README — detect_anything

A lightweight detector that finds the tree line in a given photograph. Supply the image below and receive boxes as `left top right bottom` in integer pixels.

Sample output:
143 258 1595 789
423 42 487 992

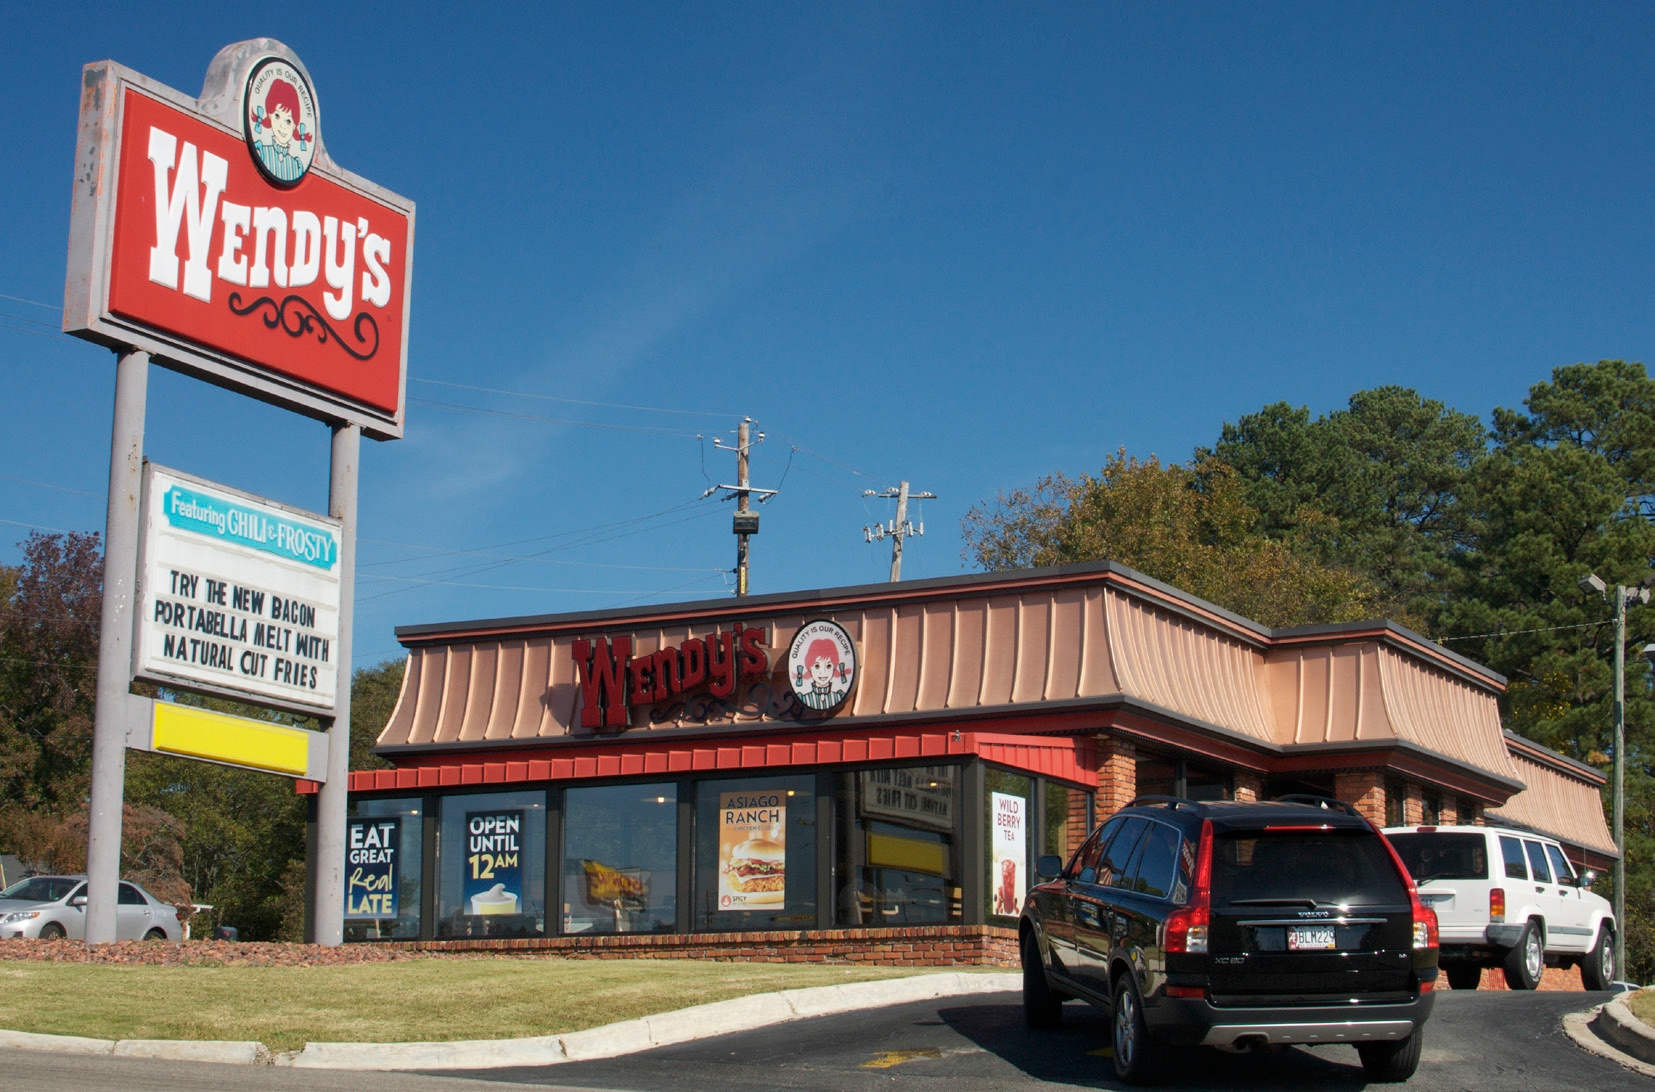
0 530 397 939
963 360 1655 977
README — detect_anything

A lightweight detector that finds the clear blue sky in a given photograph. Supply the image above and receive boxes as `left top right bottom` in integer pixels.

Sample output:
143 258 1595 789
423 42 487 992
3 2 1652 666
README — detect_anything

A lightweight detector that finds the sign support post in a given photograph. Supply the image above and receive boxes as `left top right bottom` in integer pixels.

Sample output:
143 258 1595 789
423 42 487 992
86 348 149 945
312 423 359 944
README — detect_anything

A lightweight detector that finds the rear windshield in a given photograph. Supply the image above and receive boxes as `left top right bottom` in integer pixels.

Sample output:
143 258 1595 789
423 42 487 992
1387 832 1490 882
1211 830 1408 907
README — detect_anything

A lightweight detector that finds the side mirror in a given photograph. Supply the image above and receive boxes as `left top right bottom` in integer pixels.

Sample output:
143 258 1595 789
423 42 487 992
1580 870 1598 890
69 895 87 909
1036 855 1064 881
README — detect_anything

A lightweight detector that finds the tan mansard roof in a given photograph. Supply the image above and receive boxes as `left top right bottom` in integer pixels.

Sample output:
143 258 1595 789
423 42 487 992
1487 733 1617 858
378 562 1515 784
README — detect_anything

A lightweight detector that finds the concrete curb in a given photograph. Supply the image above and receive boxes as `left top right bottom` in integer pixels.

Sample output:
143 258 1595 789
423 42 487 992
280 970 1019 1070
1586 996 1655 1068
1564 1003 1655 1079
0 970 1018 1070
0 1028 270 1065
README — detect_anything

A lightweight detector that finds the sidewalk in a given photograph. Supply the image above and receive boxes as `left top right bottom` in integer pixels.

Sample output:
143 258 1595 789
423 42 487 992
0 970 1020 1071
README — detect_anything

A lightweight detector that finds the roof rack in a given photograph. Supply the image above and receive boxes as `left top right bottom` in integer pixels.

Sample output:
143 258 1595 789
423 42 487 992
1272 794 1363 818
1125 795 1205 813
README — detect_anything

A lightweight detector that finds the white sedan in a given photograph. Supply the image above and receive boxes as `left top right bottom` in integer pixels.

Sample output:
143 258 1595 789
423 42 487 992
0 875 182 941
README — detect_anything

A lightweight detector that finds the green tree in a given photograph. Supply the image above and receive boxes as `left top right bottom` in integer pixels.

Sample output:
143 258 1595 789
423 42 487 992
1212 387 1486 627
961 450 1380 627
0 531 102 814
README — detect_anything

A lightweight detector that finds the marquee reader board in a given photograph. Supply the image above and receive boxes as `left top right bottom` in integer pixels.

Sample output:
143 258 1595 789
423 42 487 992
64 42 414 439
134 462 342 714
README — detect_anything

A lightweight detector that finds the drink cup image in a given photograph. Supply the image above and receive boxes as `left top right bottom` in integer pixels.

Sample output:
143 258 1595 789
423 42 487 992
999 858 1017 914
470 882 518 915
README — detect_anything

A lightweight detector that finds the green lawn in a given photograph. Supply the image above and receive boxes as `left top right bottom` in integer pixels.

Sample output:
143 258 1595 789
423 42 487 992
0 959 981 1053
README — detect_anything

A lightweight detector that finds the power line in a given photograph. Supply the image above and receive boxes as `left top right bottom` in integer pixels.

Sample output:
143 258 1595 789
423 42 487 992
409 397 702 437
0 474 102 497
0 292 60 311
412 377 734 419
1438 620 1609 642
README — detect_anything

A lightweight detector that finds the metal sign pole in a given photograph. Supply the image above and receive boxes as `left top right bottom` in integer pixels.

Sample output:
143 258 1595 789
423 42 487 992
85 348 149 944
312 422 359 945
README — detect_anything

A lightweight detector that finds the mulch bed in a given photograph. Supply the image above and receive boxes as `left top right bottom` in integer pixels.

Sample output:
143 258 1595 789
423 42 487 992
0 939 525 967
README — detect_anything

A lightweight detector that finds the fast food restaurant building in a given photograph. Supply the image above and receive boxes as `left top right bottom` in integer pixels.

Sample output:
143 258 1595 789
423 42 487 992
330 560 1616 963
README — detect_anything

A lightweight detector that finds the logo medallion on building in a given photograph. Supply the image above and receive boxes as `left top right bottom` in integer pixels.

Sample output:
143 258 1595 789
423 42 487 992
787 620 856 714
244 57 317 186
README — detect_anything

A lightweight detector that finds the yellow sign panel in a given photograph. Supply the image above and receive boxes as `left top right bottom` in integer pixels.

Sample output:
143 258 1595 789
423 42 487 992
150 702 310 776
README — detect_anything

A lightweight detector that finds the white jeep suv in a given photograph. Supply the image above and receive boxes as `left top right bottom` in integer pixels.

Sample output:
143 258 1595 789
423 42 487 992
1383 825 1614 991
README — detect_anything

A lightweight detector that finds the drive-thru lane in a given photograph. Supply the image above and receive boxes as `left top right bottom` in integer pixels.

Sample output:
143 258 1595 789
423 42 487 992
450 988 1642 1092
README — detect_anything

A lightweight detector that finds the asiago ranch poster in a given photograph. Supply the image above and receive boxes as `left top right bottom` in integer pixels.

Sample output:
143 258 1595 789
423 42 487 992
718 791 786 909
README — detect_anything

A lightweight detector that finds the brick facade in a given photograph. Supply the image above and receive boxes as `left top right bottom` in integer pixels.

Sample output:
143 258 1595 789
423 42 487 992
380 925 1019 966
1098 735 1137 817
1233 772 1263 802
1334 770 1386 825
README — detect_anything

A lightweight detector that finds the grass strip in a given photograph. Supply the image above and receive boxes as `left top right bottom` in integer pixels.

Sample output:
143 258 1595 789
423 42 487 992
1627 986 1655 1026
0 958 990 1053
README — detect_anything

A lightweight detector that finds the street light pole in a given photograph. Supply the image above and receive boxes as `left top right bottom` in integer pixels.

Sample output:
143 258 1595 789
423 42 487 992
1583 571 1647 984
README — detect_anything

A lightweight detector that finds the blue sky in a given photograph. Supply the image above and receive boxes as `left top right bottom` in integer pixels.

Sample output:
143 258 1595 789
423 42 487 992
3 2 1653 666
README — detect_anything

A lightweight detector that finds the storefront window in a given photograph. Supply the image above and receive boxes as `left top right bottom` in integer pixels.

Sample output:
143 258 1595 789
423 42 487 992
344 796 422 941
562 783 677 935
1136 754 1176 799
436 790 546 939
1385 777 1407 827
833 765 961 927
1044 782 1092 861
694 774 816 930
985 769 1033 921
1184 761 1230 802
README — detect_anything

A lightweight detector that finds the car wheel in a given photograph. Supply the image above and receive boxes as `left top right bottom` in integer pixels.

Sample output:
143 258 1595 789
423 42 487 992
1021 932 1062 1029
38 922 65 940
1443 962 1482 991
1582 925 1615 991
1357 1028 1423 1082
143 928 167 941
1503 921 1542 990
1111 974 1162 1085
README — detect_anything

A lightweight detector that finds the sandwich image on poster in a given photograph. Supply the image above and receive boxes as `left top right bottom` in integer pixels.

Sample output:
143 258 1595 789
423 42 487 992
719 791 786 909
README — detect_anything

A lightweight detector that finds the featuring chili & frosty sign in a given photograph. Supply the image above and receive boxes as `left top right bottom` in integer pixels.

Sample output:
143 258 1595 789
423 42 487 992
65 40 414 438
463 810 523 916
134 463 341 711
718 791 786 909
344 816 399 920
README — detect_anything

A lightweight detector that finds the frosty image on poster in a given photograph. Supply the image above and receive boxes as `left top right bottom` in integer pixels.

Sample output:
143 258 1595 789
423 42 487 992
718 791 786 909
990 792 1026 916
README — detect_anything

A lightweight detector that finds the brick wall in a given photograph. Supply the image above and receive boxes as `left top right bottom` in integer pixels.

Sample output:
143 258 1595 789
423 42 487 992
379 924 1020 966
1098 736 1136 817
1334 770 1386 825
1233 772 1263 802
1442 965 1583 991
1067 783 1091 857
1403 781 1425 826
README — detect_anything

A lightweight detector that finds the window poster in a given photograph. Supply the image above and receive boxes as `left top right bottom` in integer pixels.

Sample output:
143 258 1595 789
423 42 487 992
463 810 523 916
718 791 786 909
990 792 1027 917
344 816 398 919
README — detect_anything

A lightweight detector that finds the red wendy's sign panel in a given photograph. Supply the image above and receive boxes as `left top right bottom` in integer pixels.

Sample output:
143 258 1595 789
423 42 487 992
64 44 414 439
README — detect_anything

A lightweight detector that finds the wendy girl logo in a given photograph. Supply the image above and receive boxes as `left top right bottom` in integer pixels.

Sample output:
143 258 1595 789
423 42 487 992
787 620 857 714
244 57 317 185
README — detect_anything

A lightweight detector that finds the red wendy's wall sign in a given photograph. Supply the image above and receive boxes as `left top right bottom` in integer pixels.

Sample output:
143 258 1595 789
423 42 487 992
65 40 414 439
572 628 770 730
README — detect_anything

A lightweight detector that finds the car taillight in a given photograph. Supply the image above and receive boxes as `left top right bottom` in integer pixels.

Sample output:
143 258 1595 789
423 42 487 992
1375 823 1437 950
1490 887 1505 923
1165 819 1213 955
1412 901 1438 950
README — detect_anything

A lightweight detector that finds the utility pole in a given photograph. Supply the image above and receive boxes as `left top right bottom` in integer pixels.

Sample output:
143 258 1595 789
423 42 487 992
711 418 775 597
863 481 936 582
1581 570 1650 983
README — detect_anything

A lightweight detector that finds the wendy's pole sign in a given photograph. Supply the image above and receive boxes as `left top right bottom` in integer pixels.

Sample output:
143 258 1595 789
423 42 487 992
63 40 413 946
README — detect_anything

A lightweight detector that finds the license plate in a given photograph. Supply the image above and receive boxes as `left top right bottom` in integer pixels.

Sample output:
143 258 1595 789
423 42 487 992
1288 926 1336 950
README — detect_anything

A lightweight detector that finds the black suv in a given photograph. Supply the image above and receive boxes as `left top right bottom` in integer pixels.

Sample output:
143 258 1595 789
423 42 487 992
1020 796 1438 1084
